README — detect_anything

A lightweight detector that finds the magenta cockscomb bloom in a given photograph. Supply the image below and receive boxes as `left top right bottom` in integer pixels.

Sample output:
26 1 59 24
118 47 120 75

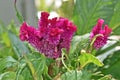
19 12 77 59
90 19 112 49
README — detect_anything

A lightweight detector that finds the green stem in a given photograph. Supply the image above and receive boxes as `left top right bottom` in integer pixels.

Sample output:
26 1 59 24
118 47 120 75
14 0 23 23
90 34 103 51
61 50 71 72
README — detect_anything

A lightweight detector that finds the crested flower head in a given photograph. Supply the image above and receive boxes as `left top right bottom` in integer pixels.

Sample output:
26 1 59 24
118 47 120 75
90 19 112 49
19 12 77 59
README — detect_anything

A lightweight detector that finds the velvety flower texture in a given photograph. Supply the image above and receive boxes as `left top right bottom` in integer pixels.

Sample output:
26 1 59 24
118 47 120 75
19 12 77 59
90 19 112 49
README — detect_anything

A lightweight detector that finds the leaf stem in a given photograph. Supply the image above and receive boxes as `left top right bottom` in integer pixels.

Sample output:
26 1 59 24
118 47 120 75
61 49 71 72
14 0 24 23
90 34 103 51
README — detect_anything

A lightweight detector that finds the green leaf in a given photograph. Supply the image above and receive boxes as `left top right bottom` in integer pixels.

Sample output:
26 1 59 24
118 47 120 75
0 56 17 74
0 47 14 58
70 33 89 55
0 72 24 80
16 63 26 80
109 1 120 35
20 67 33 80
69 34 90 62
101 50 120 79
98 75 112 80
19 52 47 80
60 70 91 80
96 40 120 56
61 70 82 80
73 0 119 35
78 53 104 68
1 32 11 47
8 32 29 58
26 52 46 75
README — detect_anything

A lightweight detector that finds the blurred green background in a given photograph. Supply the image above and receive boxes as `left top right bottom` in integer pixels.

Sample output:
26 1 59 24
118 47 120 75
0 0 120 80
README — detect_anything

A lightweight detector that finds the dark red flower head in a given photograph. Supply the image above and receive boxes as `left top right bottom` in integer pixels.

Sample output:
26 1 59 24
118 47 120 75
19 12 77 59
90 19 112 49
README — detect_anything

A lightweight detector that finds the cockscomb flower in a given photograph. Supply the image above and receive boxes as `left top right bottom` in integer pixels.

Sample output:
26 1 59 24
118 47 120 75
90 19 112 49
19 12 77 59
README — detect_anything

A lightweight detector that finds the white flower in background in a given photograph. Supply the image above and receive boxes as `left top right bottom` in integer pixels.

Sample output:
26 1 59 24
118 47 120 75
37 11 59 19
